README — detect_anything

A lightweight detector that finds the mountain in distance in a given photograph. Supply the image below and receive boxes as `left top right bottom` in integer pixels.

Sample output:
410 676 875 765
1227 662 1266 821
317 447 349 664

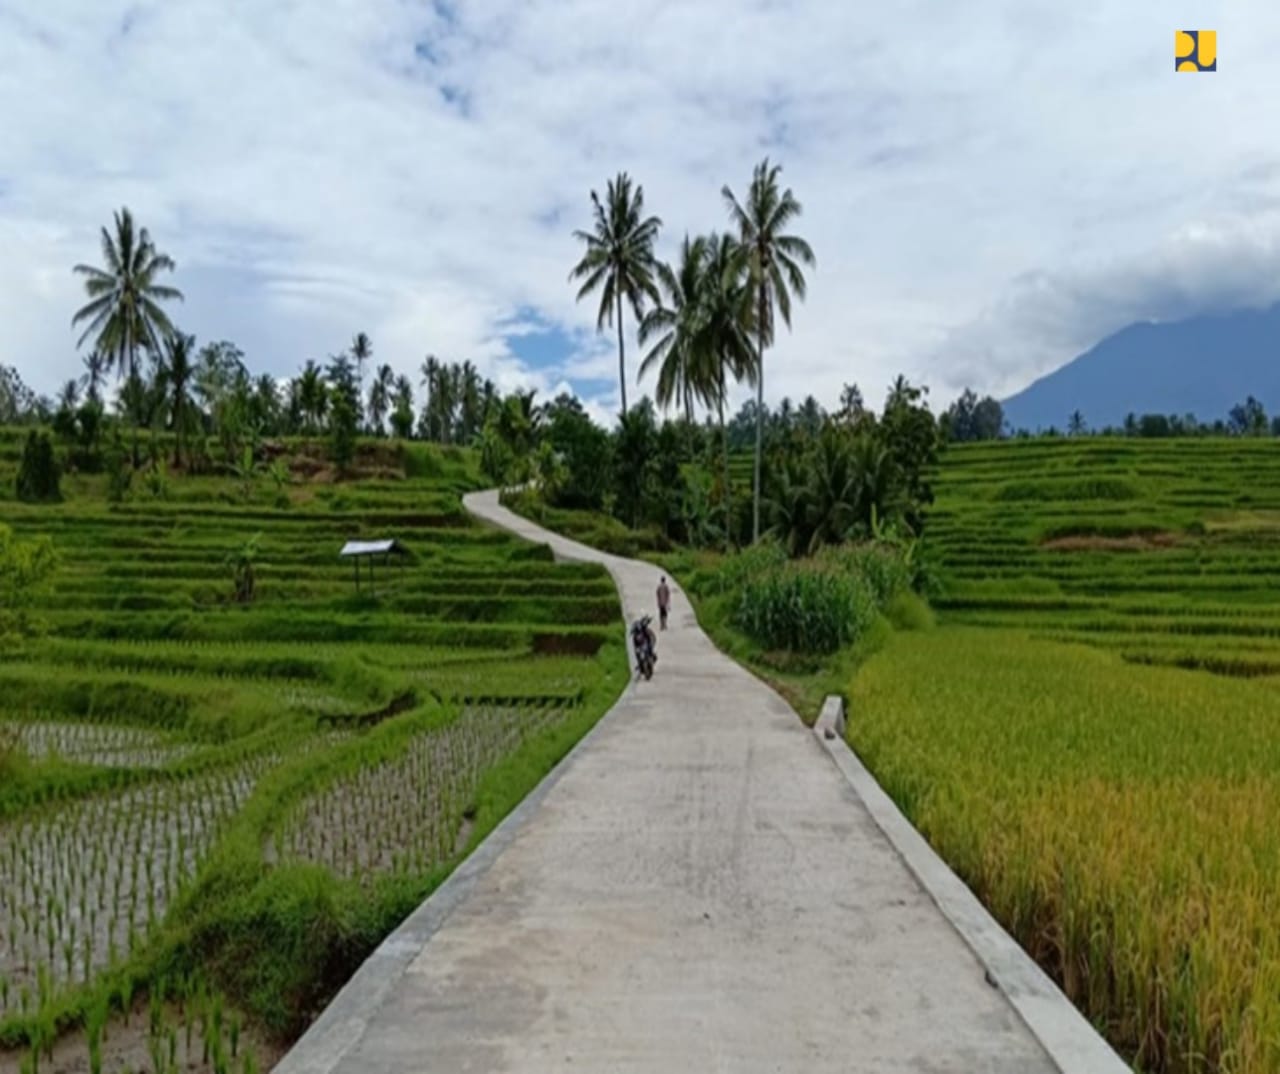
1001 302 1280 432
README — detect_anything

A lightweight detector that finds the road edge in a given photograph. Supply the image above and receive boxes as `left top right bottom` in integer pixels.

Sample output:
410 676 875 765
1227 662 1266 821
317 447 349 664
813 696 1133 1074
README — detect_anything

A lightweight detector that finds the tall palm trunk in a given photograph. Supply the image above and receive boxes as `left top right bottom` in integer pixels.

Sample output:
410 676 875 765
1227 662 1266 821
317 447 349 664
173 395 183 468
719 384 733 552
616 290 627 416
752 289 766 543
126 341 141 468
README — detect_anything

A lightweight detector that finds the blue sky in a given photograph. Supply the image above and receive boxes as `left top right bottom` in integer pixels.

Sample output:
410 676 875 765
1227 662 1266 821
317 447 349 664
1 0 1278 423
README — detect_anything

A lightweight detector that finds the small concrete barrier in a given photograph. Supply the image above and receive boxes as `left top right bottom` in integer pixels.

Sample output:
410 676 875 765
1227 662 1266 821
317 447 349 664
813 695 1132 1074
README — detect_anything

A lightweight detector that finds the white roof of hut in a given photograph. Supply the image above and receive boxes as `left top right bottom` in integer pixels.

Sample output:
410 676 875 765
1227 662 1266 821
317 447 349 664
339 539 407 557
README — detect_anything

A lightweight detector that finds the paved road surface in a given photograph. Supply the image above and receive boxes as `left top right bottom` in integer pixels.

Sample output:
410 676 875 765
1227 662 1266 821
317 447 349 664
278 490 1057 1073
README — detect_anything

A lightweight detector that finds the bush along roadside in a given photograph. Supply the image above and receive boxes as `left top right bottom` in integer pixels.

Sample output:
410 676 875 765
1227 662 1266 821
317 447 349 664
726 538 919 655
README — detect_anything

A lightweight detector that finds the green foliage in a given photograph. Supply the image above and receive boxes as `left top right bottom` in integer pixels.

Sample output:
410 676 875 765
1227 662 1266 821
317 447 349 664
104 435 132 503
878 377 940 533
327 390 358 476
942 388 1003 442
479 395 536 487
883 590 935 631
760 414 939 556
542 396 612 511
15 432 61 503
144 460 170 500
815 542 912 606
712 537 787 594
0 525 57 636
734 561 877 654
611 404 658 528
225 533 261 604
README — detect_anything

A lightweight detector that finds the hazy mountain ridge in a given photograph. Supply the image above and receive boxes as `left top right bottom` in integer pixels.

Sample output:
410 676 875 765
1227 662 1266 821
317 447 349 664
1001 303 1280 431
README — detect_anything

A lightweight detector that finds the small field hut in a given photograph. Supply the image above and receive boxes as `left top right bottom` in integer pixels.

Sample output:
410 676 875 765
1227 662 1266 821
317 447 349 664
340 539 408 595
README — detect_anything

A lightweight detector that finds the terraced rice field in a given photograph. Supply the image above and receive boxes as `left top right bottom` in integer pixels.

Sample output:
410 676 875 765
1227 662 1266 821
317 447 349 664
0 434 625 1071
928 437 1280 665
850 438 1280 1074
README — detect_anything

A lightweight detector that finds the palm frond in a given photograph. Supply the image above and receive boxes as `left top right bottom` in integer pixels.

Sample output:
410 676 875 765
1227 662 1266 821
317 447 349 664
775 233 815 266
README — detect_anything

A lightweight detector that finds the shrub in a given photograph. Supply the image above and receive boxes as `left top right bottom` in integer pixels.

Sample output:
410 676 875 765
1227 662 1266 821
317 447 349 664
0 525 57 635
226 534 262 604
715 539 788 595
105 439 132 503
884 591 936 632
816 543 912 606
15 431 61 503
735 563 876 654
145 462 171 500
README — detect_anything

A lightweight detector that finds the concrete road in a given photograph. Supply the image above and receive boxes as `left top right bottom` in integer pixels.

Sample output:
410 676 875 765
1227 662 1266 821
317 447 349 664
278 491 1057 1074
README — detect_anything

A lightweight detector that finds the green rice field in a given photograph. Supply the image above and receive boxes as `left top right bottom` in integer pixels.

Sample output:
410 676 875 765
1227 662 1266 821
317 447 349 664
0 433 626 1071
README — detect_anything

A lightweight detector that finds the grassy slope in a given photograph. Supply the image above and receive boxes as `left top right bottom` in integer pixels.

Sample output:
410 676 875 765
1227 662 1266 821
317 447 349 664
0 434 627 1061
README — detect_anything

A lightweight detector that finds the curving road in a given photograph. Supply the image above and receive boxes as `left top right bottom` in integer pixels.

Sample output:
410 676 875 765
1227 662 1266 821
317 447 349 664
276 490 1059 1073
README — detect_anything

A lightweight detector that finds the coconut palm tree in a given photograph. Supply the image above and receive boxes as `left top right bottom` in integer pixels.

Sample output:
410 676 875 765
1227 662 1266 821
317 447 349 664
71 208 183 461
296 360 328 434
80 351 108 406
159 332 196 466
885 374 915 412
459 361 482 441
638 234 711 424
57 379 81 412
698 232 757 548
569 172 662 416
722 159 815 541
350 332 372 428
419 354 441 440
390 375 415 439
368 363 394 435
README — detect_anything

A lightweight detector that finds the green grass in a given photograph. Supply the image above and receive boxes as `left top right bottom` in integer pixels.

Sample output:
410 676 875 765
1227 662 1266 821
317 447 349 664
0 434 627 1061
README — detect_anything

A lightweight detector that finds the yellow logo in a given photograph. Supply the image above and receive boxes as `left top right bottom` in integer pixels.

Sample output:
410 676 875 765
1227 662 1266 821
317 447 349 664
1176 30 1216 71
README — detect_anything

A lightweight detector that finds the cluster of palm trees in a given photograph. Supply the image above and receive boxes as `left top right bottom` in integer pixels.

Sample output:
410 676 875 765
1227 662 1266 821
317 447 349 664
68 208 512 463
417 356 498 443
571 160 814 542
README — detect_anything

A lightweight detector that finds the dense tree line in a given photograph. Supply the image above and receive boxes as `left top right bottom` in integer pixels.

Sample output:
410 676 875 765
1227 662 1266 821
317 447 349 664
489 377 941 555
1010 396 1280 438
5 201 1277 509
937 386 1280 441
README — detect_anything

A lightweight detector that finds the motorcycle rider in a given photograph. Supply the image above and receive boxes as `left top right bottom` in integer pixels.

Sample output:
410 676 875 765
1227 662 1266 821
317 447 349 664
631 614 657 678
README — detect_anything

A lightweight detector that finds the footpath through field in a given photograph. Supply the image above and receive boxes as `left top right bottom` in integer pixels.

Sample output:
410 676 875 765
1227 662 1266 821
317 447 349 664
277 491 1058 1074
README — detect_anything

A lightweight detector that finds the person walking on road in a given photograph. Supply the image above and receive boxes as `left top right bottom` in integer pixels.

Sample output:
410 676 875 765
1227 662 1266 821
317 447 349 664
657 576 671 631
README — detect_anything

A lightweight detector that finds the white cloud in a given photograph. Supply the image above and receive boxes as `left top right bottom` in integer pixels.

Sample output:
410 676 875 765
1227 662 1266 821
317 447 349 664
1 0 1279 421
933 214 1280 402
